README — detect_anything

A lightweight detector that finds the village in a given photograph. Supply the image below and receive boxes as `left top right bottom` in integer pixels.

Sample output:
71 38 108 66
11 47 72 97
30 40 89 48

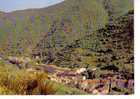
26 64 134 95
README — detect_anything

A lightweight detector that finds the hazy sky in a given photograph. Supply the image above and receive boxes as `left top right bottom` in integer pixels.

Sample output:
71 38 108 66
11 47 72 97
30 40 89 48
0 0 64 12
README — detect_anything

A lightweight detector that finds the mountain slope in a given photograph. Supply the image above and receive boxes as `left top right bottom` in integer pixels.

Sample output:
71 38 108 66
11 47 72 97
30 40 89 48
0 0 133 57
52 10 134 76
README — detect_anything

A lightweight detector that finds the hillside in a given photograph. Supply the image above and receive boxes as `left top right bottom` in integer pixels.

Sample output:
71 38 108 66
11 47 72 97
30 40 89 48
50 10 134 74
0 0 133 57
